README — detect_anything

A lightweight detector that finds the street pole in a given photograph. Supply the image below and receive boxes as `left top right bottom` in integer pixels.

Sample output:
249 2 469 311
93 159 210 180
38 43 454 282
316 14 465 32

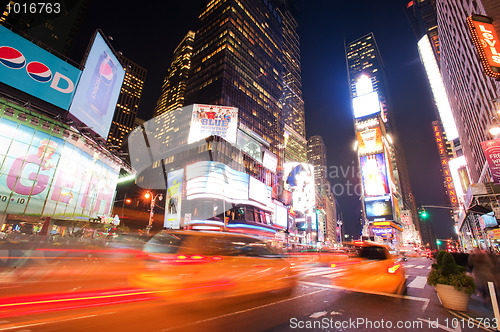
146 193 163 236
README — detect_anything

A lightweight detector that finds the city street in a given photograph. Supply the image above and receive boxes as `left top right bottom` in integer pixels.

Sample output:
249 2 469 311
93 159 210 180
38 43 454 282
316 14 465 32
0 257 496 331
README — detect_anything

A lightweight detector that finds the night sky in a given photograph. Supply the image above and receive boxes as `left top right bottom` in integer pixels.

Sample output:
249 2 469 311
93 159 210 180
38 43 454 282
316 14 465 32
72 0 455 240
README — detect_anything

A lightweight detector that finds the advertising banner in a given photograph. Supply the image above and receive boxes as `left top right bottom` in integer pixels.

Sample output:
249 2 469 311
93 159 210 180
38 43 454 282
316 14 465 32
352 91 380 119
0 117 119 219
372 227 393 239
164 169 183 229
357 127 383 155
188 104 238 145
0 26 81 109
68 31 125 138
237 129 262 162
360 153 389 197
481 138 500 183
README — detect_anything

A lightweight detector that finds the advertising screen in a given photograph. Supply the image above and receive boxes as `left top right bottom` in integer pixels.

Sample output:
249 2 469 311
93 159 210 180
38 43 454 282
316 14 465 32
357 126 383 155
365 195 393 221
479 212 498 229
68 31 125 138
185 161 249 202
0 26 81 110
284 163 315 214
249 176 271 206
274 204 287 228
0 117 119 219
449 156 470 197
262 150 278 172
352 91 380 119
372 227 393 238
360 153 390 197
236 129 262 162
164 168 183 229
188 104 238 145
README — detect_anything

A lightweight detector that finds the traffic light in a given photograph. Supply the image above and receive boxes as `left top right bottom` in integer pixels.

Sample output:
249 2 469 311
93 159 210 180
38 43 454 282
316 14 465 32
419 208 428 219
436 239 442 245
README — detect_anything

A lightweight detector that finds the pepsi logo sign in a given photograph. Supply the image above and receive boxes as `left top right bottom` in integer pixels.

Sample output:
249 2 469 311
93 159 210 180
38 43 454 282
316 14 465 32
0 46 26 69
26 62 52 83
0 45 75 94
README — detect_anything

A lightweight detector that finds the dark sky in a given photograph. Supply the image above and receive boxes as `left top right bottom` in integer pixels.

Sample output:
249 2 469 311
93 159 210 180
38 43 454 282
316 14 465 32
72 0 455 240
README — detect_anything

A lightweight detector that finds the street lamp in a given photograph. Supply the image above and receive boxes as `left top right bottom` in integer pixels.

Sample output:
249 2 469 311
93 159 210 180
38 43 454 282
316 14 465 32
145 191 163 235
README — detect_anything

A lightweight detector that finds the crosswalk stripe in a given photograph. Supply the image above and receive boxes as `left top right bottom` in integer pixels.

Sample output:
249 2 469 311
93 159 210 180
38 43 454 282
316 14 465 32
303 269 344 277
415 265 425 269
405 264 415 268
427 266 431 270
407 276 427 289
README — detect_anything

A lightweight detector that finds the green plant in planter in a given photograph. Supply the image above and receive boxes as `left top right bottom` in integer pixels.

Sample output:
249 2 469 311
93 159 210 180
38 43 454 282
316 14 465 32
428 250 476 295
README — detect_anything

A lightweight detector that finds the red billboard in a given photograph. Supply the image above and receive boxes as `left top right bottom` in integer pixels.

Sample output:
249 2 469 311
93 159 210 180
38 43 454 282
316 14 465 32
481 138 500 183
467 15 500 79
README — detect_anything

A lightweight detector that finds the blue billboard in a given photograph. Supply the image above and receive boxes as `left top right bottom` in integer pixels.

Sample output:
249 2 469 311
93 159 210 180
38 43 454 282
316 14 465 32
0 26 81 109
68 31 125 138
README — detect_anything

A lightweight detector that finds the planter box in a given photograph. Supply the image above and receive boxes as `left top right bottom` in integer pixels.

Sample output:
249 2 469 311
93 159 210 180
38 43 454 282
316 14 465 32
435 284 470 311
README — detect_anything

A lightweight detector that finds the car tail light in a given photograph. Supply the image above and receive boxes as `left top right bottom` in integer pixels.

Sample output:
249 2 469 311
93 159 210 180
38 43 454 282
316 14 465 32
387 264 401 274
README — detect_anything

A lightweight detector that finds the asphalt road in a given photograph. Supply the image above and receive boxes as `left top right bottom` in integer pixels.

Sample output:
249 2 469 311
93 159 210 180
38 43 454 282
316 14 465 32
0 257 497 331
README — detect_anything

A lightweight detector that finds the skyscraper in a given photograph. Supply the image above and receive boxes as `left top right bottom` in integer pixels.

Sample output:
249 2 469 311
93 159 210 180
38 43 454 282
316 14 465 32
154 31 195 117
185 0 285 165
278 1 307 163
307 135 328 192
107 55 147 151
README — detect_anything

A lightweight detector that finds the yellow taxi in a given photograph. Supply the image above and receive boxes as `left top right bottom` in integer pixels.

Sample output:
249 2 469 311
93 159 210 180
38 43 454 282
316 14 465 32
331 242 406 295
129 230 297 303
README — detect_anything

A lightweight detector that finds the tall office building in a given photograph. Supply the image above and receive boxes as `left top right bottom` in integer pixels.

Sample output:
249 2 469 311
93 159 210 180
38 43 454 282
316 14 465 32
0 0 90 57
107 55 147 150
185 0 285 164
154 31 195 117
278 1 307 163
404 0 440 59
307 135 328 192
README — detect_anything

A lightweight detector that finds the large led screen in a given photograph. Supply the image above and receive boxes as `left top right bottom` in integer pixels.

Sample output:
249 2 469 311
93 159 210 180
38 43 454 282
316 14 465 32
284 163 315 214
185 161 249 202
0 26 81 110
188 104 238 145
365 195 393 221
0 117 119 219
360 153 389 197
68 31 125 138
237 129 262 162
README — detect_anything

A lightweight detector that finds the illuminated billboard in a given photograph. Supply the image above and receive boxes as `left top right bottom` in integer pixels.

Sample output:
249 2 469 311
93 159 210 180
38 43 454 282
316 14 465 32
188 104 238 145
237 129 261 162
352 91 381 119
274 204 287 228
0 26 81 110
262 150 277 173
249 176 271 206
365 195 393 221
0 116 119 219
164 168 183 229
284 163 315 214
357 127 383 155
68 31 125 138
467 15 500 79
418 35 459 140
185 161 249 202
449 156 470 198
481 138 500 183
360 153 389 197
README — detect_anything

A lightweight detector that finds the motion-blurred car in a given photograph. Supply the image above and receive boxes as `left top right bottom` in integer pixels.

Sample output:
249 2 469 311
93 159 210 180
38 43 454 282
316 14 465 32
129 230 297 303
331 242 406 295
